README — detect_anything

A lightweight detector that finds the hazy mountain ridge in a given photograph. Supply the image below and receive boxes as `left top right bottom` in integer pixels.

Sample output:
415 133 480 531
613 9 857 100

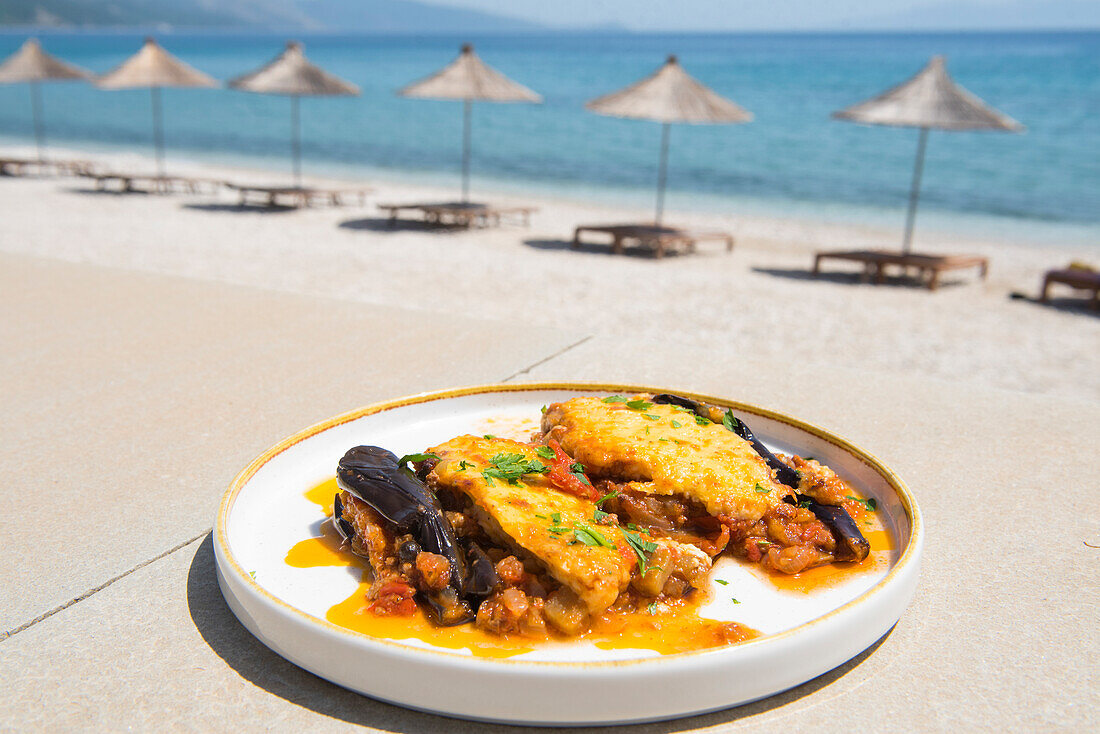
0 0 543 31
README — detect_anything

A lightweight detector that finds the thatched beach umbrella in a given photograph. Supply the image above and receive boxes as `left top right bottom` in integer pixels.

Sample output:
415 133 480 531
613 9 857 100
833 56 1023 254
586 55 751 225
96 38 218 177
0 38 89 161
229 41 359 187
399 43 541 202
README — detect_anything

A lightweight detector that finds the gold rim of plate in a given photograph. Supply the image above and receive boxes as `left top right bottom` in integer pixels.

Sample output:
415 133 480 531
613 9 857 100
215 381 922 667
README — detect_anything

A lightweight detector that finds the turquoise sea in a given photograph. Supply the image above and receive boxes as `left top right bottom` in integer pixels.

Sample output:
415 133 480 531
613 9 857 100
0 31 1097 244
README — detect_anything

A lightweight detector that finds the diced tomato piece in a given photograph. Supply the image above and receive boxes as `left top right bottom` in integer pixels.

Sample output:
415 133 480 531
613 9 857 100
369 580 418 616
545 439 600 501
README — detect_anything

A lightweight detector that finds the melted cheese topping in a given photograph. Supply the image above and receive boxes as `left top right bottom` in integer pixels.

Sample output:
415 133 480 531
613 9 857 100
428 435 633 613
542 396 787 521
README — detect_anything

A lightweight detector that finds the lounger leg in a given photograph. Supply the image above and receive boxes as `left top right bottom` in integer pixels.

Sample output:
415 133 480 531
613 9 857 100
612 235 624 255
1040 276 1053 303
572 228 582 249
726 236 734 253
812 255 823 275
928 269 941 291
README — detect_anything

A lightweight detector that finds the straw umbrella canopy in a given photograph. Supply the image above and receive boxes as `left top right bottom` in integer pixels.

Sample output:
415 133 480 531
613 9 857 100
0 38 90 161
833 56 1023 254
229 41 359 188
586 55 752 225
398 43 541 203
96 38 218 177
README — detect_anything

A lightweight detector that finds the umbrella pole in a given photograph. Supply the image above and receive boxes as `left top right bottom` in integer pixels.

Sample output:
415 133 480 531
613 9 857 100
902 127 929 255
291 94 301 189
655 122 670 226
151 86 166 179
462 98 472 203
30 81 45 163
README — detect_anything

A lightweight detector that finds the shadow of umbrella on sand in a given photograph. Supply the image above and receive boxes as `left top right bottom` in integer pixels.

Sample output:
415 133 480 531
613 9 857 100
585 55 752 226
229 41 359 188
95 37 218 179
0 38 90 162
833 56 1023 255
398 43 541 203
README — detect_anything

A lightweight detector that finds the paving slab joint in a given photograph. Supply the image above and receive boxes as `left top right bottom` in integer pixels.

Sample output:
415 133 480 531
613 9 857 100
501 335 593 382
1 530 210 642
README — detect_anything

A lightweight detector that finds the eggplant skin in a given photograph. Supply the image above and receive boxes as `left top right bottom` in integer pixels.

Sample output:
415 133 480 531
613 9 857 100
789 494 871 562
337 445 466 589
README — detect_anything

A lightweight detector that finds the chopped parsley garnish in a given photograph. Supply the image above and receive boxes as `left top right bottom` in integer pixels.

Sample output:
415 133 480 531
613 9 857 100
694 414 710 426
572 522 615 548
644 426 650 435
534 513 548 519
670 420 682 429
458 460 472 471
754 483 771 494
658 437 669 442
483 434 495 439
625 398 653 411
621 527 659 575
846 495 878 512
643 414 661 421
715 579 729 586
248 571 256 579
798 499 812 508
540 405 548 414
647 602 658 616
593 508 611 523
551 512 562 524
481 452 548 486
722 409 740 433
535 445 555 460
602 395 628 403
595 487 621 505
569 461 592 485
397 452 440 469
731 597 741 604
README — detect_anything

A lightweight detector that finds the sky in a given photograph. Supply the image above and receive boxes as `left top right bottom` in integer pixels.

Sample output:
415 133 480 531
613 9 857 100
427 0 1099 31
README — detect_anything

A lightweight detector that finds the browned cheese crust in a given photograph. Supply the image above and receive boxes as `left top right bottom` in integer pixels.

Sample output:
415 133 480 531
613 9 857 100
542 396 791 523
427 435 633 614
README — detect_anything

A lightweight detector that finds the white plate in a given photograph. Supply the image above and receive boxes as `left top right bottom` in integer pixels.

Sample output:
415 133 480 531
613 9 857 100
214 383 922 725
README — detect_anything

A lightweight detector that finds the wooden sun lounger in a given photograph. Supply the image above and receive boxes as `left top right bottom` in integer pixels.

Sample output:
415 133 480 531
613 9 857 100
378 202 536 228
572 224 734 259
1041 268 1100 310
82 171 222 195
228 184 370 209
813 249 989 290
0 157 97 177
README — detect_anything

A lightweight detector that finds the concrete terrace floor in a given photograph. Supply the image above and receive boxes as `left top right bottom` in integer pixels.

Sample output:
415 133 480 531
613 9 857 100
0 252 1096 731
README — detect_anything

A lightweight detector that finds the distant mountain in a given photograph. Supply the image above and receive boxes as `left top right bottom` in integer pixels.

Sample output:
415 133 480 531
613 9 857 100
294 0 543 33
0 0 544 32
859 0 1100 30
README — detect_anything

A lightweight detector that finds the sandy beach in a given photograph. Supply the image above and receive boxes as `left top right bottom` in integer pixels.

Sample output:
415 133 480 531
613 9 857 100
2 144 1097 401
